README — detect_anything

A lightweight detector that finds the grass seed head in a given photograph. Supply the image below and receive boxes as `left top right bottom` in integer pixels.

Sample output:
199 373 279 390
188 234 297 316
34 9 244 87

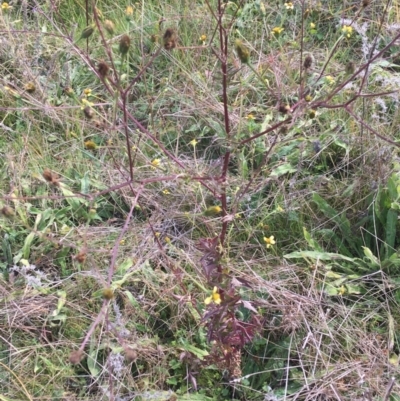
163 28 177 50
119 34 131 56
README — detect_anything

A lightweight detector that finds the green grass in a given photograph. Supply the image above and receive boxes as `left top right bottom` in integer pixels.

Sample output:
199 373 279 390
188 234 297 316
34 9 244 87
2 0 400 400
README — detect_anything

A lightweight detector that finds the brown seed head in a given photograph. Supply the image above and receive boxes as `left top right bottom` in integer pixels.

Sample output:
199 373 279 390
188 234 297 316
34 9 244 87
69 350 84 364
75 250 87 264
1 206 15 217
163 28 177 50
97 62 110 79
345 61 355 75
42 169 60 186
103 288 114 300
278 104 292 114
303 55 313 69
83 106 94 119
119 34 131 56
361 0 370 7
124 347 137 362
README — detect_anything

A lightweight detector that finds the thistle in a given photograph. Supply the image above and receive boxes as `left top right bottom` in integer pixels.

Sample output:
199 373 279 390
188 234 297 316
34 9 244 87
79 24 95 41
97 61 110 78
119 34 131 56
234 39 250 64
163 28 177 50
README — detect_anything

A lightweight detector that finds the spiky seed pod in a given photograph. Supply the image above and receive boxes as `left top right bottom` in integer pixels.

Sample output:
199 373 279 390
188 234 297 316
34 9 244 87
97 61 110 78
163 28 177 50
69 350 84 364
119 34 131 56
234 39 250 64
303 55 313 69
103 20 115 35
278 104 291 114
1 206 15 217
24 82 36 93
79 24 95 40
345 61 355 75
83 106 94 119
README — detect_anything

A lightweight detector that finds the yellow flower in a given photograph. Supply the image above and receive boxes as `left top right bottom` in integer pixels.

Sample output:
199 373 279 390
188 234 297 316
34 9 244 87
162 189 170 195
165 236 171 244
342 25 353 38
204 205 222 216
151 158 161 168
325 75 335 85
189 139 198 147
284 2 294 10
81 98 93 108
272 27 284 36
263 235 276 248
125 5 134 16
309 22 316 29
199 34 207 43
245 113 255 120
83 88 92 96
84 140 97 150
1 2 11 10
305 94 312 102
204 286 221 305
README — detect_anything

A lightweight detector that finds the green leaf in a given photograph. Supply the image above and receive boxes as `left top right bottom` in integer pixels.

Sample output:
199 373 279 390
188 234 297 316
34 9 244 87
22 232 35 259
270 163 296 177
385 208 397 258
284 250 354 262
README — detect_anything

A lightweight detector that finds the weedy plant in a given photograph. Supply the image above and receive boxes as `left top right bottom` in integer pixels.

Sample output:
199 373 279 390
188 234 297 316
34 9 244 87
2 0 400 400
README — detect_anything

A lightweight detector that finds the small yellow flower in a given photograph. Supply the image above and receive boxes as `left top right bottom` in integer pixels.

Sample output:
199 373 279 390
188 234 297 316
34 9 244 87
189 139 198 147
83 88 92 96
309 22 316 29
204 205 222 216
263 235 276 248
155 232 161 237
125 5 134 17
272 27 284 36
162 189 170 195
204 286 221 305
84 140 97 150
284 2 294 10
276 205 284 212
81 98 93 108
245 113 255 120
1 2 11 10
325 75 335 85
342 25 353 38
151 158 161 168
305 94 312 102
199 34 207 43
165 236 171 244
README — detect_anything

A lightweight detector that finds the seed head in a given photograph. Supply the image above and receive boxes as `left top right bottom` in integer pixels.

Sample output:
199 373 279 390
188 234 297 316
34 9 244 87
75 250 87 264
42 169 60 186
119 34 131 56
79 24 95 40
83 106 94 119
278 104 291 114
234 39 250 64
303 55 313 69
69 350 84 365
163 28 177 50
97 61 110 78
345 61 355 75
84 140 97 150
1 206 14 217
102 288 114 300
103 20 115 35
24 82 36 93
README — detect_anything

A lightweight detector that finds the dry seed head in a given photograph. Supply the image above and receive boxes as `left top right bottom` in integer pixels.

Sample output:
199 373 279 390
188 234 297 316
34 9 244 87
163 28 177 50
345 61 355 75
303 55 313 69
124 347 137 362
1 206 15 217
97 61 110 78
278 104 292 114
119 34 131 56
69 350 84 364
84 140 97 150
64 87 75 97
308 109 316 119
83 106 94 119
234 39 250 64
42 168 60 186
75 250 87 264
103 20 115 35
361 0 370 7
24 82 36 93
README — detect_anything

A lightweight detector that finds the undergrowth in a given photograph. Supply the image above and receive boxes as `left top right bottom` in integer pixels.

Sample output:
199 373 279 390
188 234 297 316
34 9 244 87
1 0 400 400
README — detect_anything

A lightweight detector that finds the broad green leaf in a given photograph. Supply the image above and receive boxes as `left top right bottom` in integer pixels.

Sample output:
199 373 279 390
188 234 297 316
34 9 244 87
22 232 35 259
270 163 296 177
284 250 354 262
362 247 380 266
